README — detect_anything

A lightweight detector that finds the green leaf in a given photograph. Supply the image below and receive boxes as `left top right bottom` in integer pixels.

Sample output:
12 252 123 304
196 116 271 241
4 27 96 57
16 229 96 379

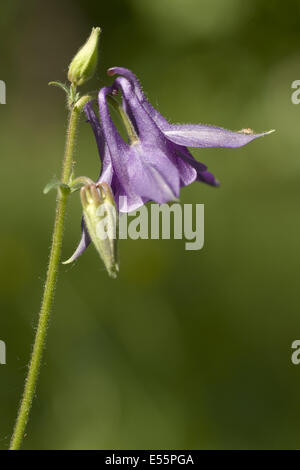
48 81 70 96
43 176 70 195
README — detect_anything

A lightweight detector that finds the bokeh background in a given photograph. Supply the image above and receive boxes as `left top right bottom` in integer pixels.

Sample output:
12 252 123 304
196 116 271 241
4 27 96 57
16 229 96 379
1 0 300 450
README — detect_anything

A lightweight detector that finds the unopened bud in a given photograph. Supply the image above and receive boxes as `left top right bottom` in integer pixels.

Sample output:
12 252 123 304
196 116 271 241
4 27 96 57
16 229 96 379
68 27 101 86
80 182 119 278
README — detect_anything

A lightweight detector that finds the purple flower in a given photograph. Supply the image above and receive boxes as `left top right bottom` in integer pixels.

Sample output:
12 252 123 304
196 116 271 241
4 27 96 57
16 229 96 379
65 67 273 263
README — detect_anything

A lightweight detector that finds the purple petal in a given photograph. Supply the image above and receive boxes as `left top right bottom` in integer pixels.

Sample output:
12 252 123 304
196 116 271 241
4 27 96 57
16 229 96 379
84 101 114 185
63 218 91 264
112 76 167 143
99 82 180 206
197 170 220 186
113 187 147 213
164 124 274 148
84 101 104 154
175 155 197 187
127 146 179 203
108 66 170 129
174 145 219 186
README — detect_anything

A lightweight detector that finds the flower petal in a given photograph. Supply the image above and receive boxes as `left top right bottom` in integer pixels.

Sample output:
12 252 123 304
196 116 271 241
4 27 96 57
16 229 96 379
114 187 147 213
197 170 220 186
108 66 169 129
112 76 167 142
174 145 219 186
84 101 114 184
128 145 179 203
164 124 274 148
62 218 91 264
175 155 197 187
99 82 180 206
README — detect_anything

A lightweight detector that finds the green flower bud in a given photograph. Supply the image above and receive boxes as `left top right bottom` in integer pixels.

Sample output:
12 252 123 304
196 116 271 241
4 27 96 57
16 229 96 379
68 27 101 86
80 182 119 278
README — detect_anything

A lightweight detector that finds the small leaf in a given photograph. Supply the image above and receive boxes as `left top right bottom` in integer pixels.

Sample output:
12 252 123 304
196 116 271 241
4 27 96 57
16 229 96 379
48 81 70 96
43 176 69 195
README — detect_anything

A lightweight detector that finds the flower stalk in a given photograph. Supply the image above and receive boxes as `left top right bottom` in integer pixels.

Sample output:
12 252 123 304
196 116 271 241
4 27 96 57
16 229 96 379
9 104 81 450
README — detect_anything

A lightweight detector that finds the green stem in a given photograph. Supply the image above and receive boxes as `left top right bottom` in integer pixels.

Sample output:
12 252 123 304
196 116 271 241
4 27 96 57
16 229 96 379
9 105 81 450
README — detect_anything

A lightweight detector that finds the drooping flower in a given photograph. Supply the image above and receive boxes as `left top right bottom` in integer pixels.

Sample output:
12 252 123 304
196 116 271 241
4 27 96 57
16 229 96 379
65 67 273 264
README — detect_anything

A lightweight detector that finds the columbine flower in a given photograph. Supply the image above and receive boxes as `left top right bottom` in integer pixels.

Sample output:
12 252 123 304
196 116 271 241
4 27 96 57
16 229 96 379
65 67 273 264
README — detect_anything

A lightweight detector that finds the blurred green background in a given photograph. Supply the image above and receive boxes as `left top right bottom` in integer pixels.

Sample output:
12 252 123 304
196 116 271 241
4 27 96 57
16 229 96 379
1 0 300 450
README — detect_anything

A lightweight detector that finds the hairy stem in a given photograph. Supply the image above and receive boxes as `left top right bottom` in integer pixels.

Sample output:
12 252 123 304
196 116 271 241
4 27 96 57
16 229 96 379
9 105 81 450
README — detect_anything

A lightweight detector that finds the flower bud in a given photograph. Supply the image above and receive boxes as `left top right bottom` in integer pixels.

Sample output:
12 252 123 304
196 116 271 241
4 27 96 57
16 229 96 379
80 182 119 278
68 27 101 86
